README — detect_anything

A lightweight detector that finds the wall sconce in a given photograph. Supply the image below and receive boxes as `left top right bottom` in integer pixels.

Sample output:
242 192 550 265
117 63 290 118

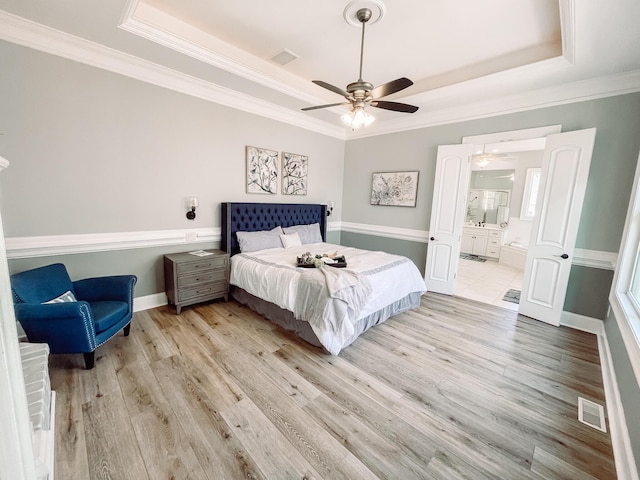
186 196 198 220
327 201 335 216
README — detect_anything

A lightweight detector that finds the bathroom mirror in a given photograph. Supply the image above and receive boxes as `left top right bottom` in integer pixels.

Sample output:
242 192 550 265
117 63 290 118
466 169 514 224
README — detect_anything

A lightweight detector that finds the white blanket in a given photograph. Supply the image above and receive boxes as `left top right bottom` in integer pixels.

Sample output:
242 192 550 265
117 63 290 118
230 243 427 354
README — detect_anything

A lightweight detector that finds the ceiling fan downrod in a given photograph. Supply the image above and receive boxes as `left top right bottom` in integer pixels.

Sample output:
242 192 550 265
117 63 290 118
347 8 374 97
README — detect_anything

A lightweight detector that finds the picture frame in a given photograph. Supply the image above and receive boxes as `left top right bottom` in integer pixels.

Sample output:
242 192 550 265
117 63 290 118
370 171 419 207
246 146 278 194
281 152 308 195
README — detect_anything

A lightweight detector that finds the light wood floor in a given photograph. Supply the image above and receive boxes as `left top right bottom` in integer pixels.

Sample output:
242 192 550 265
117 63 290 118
50 293 616 479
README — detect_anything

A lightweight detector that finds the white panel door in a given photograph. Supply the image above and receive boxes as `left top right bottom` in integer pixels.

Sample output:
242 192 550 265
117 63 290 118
424 144 472 294
519 128 596 325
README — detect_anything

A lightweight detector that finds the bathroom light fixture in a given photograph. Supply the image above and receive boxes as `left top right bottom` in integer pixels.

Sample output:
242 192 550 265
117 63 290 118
186 196 198 220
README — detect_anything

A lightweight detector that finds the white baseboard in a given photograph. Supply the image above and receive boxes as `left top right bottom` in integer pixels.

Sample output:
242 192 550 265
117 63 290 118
133 292 167 312
598 328 640 480
560 311 605 335
561 312 639 480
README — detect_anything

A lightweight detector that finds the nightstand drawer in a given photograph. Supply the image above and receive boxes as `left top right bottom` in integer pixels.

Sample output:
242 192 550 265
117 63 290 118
178 279 227 302
178 269 226 288
177 256 228 275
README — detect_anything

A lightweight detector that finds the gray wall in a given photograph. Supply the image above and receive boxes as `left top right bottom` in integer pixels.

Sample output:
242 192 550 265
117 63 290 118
343 93 640 316
0 41 345 294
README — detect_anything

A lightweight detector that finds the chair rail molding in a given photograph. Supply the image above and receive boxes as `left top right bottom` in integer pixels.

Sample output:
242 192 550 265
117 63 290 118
5 223 616 270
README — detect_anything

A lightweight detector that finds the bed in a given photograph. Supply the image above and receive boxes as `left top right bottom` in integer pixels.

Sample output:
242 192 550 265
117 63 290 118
221 202 427 354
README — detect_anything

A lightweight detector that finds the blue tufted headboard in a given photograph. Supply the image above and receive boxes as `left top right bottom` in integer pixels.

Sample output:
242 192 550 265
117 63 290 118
221 202 328 256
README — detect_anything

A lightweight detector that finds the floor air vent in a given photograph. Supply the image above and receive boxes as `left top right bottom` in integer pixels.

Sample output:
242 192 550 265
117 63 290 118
578 397 607 432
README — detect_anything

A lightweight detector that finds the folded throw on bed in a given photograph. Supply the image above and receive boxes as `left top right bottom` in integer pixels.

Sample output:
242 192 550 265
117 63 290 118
293 266 372 354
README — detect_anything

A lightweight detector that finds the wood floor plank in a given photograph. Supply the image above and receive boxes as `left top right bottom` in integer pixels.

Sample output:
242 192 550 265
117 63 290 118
221 398 322 479
531 446 601 480
117 361 209 479
49 361 90 480
213 348 380 480
274 343 439 472
81 392 149 480
151 354 265 480
49 292 617 480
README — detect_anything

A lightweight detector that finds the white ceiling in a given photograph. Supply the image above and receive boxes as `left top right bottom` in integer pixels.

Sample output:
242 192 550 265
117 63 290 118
1 0 639 138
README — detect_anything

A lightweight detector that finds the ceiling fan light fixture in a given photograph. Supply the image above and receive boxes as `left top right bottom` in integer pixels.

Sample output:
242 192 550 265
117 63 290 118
342 106 375 129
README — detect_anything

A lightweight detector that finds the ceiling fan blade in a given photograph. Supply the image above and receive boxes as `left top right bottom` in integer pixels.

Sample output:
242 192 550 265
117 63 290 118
371 101 419 113
301 102 349 111
370 77 413 99
312 80 350 99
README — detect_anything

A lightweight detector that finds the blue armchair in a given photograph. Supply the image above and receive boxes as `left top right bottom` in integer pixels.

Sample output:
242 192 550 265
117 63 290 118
11 263 137 369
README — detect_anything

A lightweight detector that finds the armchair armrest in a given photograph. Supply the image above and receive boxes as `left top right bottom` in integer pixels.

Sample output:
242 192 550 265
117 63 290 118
15 302 97 353
73 275 137 305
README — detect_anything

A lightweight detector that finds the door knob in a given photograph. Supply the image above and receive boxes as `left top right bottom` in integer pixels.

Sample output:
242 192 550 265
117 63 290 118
554 253 569 259
430 237 437 241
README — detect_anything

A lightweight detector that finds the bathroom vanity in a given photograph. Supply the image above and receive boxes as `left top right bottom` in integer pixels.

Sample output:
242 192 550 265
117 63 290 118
461 225 505 258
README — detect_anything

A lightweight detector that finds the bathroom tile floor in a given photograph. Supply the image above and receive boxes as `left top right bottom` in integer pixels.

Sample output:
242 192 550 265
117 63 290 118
455 257 524 311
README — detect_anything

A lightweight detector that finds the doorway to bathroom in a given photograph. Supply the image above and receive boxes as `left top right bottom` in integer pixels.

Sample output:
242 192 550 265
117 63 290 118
424 126 596 326
455 149 542 311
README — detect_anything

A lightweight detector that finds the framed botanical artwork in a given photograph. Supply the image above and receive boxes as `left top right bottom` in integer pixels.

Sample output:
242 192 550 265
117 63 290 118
246 146 278 194
281 152 308 195
370 171 420 207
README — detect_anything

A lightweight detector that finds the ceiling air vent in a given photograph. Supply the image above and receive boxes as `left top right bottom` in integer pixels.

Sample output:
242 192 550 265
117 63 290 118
271 49 299 66
578 397 606 432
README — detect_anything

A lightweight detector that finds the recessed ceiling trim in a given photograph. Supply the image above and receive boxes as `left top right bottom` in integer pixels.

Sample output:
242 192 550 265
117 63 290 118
0 10 345 139
119 1 336 107
559 0 576 64
1 9 638 141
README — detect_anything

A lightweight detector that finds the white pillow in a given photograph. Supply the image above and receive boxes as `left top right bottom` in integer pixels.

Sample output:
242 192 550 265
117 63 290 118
282 223 323 244
236 226 284 253
43 290 77 304
280 232 302 248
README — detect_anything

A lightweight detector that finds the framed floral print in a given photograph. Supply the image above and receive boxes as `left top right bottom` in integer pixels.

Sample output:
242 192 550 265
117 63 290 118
281 152 308 195
370 171 419 206
246 146 278 194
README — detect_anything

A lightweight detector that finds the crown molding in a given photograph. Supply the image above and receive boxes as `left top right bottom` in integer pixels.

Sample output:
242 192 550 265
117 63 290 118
348 68 640 139
0 9 345 140
1 9 638 141
118 0 325 108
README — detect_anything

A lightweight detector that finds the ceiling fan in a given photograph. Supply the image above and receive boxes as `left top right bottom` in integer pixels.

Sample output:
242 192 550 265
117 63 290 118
301 7 418 127
472 150 515 167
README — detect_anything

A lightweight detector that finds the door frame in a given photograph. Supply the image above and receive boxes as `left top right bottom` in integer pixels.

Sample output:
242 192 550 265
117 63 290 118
430 125 562 304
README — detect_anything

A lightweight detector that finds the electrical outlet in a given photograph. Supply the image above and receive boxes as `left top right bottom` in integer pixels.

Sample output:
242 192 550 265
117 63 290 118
186 232 197 242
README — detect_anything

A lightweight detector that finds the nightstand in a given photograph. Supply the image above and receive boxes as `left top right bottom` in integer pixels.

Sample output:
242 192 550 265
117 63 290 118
164 249 229 314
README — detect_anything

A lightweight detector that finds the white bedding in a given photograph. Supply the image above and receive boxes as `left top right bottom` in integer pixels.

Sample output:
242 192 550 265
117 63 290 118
230 243 427 353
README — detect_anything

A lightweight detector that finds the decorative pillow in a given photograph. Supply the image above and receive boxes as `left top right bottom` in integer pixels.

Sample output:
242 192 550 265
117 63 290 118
43 290 77 304
280 232 302 248
236 226 284 253
282 223 323 244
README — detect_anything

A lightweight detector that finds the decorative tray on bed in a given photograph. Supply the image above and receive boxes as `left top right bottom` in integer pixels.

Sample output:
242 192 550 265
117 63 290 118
297 254 347 268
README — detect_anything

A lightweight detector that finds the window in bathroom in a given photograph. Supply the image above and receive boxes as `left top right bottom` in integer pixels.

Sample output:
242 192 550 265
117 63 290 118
520 167 541 221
